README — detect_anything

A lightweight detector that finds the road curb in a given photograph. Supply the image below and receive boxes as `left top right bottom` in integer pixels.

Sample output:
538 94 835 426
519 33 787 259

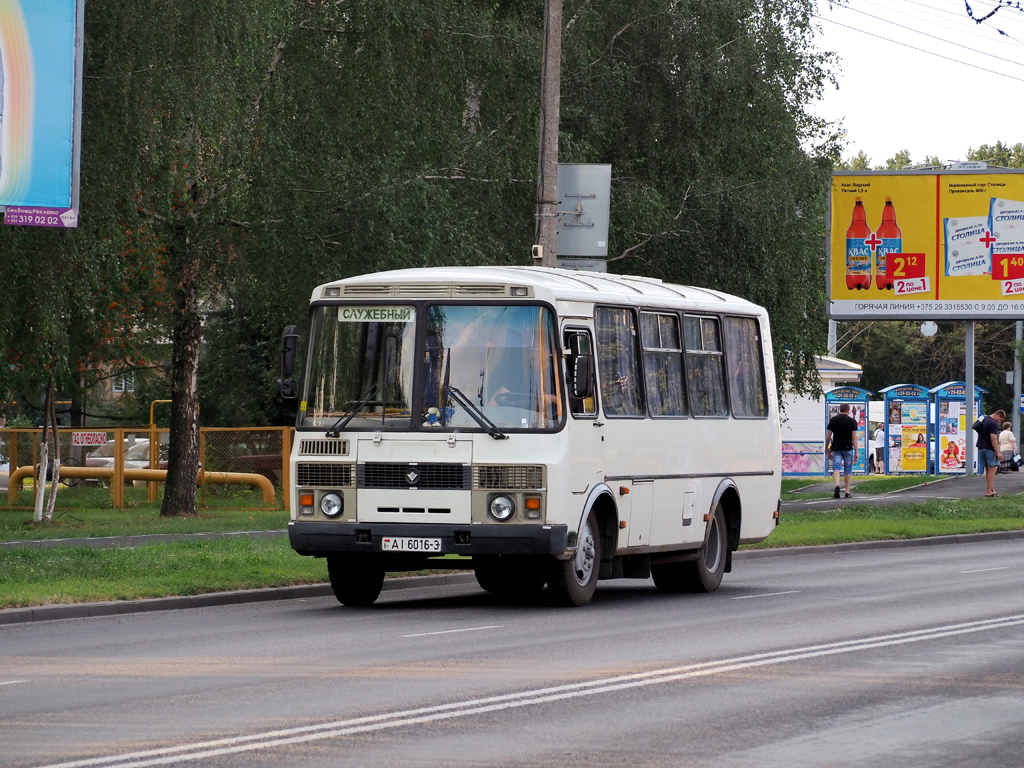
0 572 479 626
3 530 1024 626
735 528 1024 559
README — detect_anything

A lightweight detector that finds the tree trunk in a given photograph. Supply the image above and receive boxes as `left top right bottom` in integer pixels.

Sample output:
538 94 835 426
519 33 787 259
161 234 203 517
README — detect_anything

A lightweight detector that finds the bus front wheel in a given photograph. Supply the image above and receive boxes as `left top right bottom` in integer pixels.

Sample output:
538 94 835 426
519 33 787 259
549 510 600 606
652 503 727 594
327 554 385 607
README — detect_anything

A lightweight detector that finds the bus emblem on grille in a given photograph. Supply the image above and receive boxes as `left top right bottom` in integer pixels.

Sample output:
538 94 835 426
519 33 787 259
405 467 420 486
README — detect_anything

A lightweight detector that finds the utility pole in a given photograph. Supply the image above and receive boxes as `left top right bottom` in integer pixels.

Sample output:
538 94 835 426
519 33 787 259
534 0 562 268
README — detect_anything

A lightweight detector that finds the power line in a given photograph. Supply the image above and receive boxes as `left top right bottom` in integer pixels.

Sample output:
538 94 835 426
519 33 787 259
874 0 1024 49
833 3 1024 68
814 15 1024 83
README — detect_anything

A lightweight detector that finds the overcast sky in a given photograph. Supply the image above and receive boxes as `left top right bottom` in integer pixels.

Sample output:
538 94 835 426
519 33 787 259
810 0 1024 167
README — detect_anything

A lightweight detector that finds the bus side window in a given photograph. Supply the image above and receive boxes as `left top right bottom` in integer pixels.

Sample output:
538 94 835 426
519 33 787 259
723 316 768 418
640 311 687 417
683 315 728 417
595 307 645 417
564 330 597 417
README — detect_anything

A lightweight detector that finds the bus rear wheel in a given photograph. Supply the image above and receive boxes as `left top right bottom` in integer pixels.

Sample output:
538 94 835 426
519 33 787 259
327 554 385 607
548 510 600 606
652 503 727 594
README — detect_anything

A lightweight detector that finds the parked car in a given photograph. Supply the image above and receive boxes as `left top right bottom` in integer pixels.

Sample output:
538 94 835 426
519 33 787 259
222 453 282 486
0 453 9 491
86 440 157 485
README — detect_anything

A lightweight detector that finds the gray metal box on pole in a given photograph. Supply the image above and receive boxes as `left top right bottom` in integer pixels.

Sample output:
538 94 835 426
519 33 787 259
555 163 611 267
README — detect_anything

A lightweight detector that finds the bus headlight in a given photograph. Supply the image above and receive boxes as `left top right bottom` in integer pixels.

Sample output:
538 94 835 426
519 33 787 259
489 495 515 521
320 492 344 518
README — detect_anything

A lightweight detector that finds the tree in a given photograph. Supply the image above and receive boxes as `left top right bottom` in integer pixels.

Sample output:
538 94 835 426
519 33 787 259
835 320 1016 414
881 149 912 170
3 0 841 460
967 141 1024 168
82 1 295 515
553 0 834 393
836 149 871 171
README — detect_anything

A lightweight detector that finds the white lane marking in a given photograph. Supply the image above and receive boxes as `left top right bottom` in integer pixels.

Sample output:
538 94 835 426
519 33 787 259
36 613 1024 768
400 625 503 638
730 591 801 600
0 679 28 687
960 567 1010 574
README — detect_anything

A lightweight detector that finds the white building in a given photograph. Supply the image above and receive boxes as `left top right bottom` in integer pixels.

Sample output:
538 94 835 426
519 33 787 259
781 356 875 476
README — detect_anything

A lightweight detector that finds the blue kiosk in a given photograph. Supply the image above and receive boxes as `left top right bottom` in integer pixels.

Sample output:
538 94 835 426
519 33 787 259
878 384 931 475
824 386 872 476
931 381 985 475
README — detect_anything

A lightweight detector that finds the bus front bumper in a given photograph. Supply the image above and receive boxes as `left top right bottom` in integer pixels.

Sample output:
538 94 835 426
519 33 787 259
288 521 569 557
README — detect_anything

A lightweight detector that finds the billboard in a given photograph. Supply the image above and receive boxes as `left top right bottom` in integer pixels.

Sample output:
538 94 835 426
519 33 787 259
0 0 82 226
828 169 1024 320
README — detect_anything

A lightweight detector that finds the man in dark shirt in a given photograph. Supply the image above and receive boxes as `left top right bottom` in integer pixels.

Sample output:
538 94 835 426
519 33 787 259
825 403 859 499
977 408 1006 497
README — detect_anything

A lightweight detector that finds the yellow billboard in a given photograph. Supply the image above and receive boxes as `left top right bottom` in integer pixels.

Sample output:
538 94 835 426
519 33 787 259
828 169 1024 319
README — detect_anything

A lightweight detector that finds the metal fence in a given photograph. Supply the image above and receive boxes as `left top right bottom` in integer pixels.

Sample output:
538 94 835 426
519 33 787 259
0 427 291 511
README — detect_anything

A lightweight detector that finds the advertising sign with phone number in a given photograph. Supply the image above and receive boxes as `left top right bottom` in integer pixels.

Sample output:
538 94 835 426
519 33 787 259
828 169 1024 319
0 0 82 226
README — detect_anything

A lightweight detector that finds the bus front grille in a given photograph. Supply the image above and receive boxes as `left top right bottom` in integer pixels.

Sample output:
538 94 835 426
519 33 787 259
359 463 471 490
296 463 356 488
472 465 545 490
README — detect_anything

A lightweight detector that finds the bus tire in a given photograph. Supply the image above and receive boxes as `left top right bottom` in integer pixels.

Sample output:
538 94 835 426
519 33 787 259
327 554 385 607
548 510 600 606
652 503 727 594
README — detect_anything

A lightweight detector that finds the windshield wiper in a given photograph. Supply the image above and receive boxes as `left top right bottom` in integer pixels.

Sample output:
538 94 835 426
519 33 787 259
447 386 508 440
325 383 380 438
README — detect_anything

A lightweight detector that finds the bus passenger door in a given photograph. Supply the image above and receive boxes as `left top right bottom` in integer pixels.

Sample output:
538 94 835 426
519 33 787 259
563 328 603 496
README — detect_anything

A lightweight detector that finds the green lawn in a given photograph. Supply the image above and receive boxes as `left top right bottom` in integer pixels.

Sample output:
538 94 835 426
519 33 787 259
0 505 287 541
753 495 1024 548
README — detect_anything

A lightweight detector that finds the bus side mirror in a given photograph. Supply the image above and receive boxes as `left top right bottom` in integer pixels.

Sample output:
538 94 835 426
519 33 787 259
278 325 299 400
571 353 594 399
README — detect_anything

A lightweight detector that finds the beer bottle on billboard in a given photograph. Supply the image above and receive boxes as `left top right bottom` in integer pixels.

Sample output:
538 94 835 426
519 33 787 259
846 197 872 290
875 197 902 290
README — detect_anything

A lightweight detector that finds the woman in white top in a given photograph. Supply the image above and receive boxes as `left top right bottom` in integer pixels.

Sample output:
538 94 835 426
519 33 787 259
997 422 1017 473
874 424 885 474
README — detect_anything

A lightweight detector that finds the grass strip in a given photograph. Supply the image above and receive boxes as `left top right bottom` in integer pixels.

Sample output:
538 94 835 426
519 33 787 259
747 496 1024 548
0 507 288 541
0 538 325 608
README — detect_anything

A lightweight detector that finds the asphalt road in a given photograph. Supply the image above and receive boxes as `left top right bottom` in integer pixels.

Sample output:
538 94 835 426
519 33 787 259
2 537 1023 767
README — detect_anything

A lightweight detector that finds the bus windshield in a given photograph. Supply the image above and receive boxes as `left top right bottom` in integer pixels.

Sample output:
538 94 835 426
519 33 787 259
421 304 562 431
301 303 562 432
302 305 416 430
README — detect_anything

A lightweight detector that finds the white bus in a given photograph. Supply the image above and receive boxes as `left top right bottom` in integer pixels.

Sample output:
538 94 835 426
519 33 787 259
280 266 781 606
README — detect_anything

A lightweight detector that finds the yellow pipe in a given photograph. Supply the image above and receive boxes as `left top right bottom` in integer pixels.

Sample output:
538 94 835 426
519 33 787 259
149 400 171 431
7 465 276 506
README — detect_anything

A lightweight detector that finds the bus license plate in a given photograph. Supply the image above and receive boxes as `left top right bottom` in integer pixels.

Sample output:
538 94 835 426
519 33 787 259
381 537 442 553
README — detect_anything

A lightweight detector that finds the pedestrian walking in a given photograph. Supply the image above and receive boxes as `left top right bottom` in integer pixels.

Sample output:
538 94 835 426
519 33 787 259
825 403 859 498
